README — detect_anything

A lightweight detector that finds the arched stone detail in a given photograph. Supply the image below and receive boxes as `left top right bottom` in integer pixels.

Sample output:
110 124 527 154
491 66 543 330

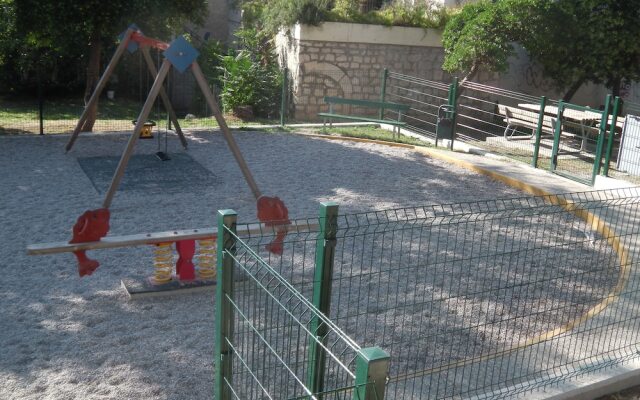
301 62 353 96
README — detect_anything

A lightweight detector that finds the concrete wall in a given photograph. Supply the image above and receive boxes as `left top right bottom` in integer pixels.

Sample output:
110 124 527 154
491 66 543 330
196 0 240 44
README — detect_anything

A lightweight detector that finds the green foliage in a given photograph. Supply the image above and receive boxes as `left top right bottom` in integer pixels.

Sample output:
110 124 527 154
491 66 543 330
523 0 640 98
442 0 542 80
443 0 640 99
329 0 451 28
1 0 207 96
218 28 282 118
197 38 225 82
241 0 452 36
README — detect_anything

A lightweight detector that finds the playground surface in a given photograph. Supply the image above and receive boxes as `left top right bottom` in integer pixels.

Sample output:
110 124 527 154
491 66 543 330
0 130 530 400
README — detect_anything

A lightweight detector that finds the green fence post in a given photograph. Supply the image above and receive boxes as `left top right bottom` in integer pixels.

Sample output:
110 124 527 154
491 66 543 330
353 347 390 400
280 67 288 127
593 94 612 181
531 96 547 168
448 77 459 150
602 96 621 176
550 101 564 172
306 202 339 395
215 209 238 400
379 68 388 119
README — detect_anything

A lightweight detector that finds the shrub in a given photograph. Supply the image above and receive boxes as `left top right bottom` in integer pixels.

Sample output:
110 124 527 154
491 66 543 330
218 28 282 118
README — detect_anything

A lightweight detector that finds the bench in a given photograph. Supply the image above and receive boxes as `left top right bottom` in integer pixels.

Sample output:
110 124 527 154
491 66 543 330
497 105 558 141
318 96 410 136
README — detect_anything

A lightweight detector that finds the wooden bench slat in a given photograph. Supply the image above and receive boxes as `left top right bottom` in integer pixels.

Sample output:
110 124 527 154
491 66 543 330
323 96 410 111
317 113 406 126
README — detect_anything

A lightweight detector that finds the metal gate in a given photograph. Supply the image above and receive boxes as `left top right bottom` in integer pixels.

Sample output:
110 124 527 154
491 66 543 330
617 115 640 176
550 99 610 185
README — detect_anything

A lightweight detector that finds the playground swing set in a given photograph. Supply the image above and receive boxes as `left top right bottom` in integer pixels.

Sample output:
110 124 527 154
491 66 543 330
28 26 297 296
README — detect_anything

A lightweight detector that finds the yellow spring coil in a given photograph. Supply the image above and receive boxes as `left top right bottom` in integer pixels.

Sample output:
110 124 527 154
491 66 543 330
197 239 217 280
153 242 174 285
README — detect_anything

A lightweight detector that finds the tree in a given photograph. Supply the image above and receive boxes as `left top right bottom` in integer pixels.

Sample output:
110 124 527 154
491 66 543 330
13 0 207 130
442 0 545 87
524 0 640 100
442 0 640 101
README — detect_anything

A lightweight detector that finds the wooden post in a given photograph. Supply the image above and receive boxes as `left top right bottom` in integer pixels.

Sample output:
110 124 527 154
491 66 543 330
141 46 188 150
102 59 172 208
191 61 262 200
65 28 134 152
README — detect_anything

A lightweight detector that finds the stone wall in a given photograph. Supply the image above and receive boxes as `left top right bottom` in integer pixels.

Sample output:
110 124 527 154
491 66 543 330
277 23 448 121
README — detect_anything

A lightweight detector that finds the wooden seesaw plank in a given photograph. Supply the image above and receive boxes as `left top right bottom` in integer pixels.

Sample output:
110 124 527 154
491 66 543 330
26 223 319 255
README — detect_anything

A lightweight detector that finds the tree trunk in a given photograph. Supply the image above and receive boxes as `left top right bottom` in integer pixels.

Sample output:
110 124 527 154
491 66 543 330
562 78 585 102
611 76 622 98
80 37 102 132
455 64 479 99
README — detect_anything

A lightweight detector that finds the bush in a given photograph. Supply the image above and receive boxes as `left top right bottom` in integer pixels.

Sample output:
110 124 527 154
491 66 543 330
327 0 452 29
243 0 454 36
218 28 282 118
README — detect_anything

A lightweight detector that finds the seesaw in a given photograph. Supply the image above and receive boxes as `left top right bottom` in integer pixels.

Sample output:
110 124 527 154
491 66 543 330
27 26 291 297
27 222 317 297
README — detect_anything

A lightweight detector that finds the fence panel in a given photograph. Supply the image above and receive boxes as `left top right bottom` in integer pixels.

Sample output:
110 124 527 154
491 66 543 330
217 189 640 399
216 211 388 399
326 189 640 399
550 99 610 185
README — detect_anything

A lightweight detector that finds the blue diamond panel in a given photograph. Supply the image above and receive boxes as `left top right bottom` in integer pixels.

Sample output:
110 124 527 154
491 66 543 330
163 36 199 73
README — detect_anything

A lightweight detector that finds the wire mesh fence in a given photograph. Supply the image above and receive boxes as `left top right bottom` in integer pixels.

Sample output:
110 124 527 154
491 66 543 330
220 188 640 399
216 212 389 400
549 101 612 185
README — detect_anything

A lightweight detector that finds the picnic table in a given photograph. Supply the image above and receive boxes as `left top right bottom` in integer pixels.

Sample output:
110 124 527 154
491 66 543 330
518 103 601 151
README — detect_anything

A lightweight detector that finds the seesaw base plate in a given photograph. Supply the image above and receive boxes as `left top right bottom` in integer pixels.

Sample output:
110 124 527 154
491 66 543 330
121 276 216 299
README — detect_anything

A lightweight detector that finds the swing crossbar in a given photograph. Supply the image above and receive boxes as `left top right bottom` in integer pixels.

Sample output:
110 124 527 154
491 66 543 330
130 32 169 50
27 223 318 255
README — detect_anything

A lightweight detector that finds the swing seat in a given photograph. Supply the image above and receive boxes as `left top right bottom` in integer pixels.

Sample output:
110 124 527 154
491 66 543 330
133 120 156 139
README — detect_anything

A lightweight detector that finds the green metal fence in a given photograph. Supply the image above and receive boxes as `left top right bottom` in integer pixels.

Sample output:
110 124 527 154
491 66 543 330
549 97 617 185
218 188 640 399
381 71 452 138
215 209 390 400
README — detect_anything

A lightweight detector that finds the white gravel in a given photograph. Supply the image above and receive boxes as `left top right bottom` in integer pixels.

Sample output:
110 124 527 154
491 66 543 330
0 130 529 400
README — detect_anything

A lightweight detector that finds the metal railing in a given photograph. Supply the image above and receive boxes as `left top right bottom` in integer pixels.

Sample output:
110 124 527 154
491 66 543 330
218 188 640 399
382 71 451 138
456 81 558 167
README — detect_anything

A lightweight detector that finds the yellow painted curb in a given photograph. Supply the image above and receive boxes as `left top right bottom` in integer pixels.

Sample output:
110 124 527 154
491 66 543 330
294 132 417 149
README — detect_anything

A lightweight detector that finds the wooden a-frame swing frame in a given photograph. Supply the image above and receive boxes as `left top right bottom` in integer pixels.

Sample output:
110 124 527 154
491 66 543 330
65 28 264 210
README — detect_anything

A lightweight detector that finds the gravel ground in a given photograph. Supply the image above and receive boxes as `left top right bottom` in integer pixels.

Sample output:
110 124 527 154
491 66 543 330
1 130 530 400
